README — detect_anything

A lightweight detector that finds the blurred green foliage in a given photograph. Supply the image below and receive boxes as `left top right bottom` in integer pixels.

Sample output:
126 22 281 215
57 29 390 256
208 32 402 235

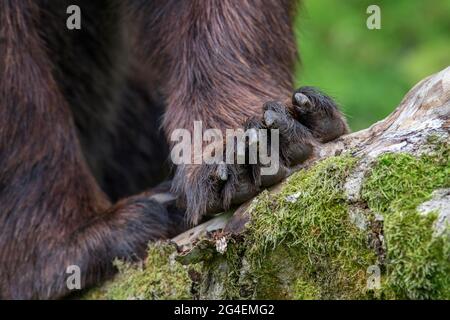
295 0 450 130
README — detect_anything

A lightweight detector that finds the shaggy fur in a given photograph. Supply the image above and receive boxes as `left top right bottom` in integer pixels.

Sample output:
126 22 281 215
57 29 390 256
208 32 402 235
0 0 347 299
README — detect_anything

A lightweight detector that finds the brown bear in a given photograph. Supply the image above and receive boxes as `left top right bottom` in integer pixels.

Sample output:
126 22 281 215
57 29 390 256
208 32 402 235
0 0 348 299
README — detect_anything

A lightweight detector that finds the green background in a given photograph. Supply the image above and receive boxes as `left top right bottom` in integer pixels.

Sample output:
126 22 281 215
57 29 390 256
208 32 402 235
295 0 449 130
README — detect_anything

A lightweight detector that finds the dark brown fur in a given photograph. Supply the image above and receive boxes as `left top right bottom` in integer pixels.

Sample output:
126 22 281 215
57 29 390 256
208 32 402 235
131 0 300 223
0 0 347 299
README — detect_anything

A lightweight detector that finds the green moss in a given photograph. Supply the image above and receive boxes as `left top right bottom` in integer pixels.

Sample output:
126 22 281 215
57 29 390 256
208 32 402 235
361 147 450 299
362 148 449 214
202 140 449 300
248 156 357 252
383 212 449 299
229 155 379 299
87 242 200 300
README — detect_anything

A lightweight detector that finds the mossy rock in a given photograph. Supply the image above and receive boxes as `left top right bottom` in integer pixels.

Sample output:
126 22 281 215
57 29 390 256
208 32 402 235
85 139 449 300
84 243 201 300
197 139 449 300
